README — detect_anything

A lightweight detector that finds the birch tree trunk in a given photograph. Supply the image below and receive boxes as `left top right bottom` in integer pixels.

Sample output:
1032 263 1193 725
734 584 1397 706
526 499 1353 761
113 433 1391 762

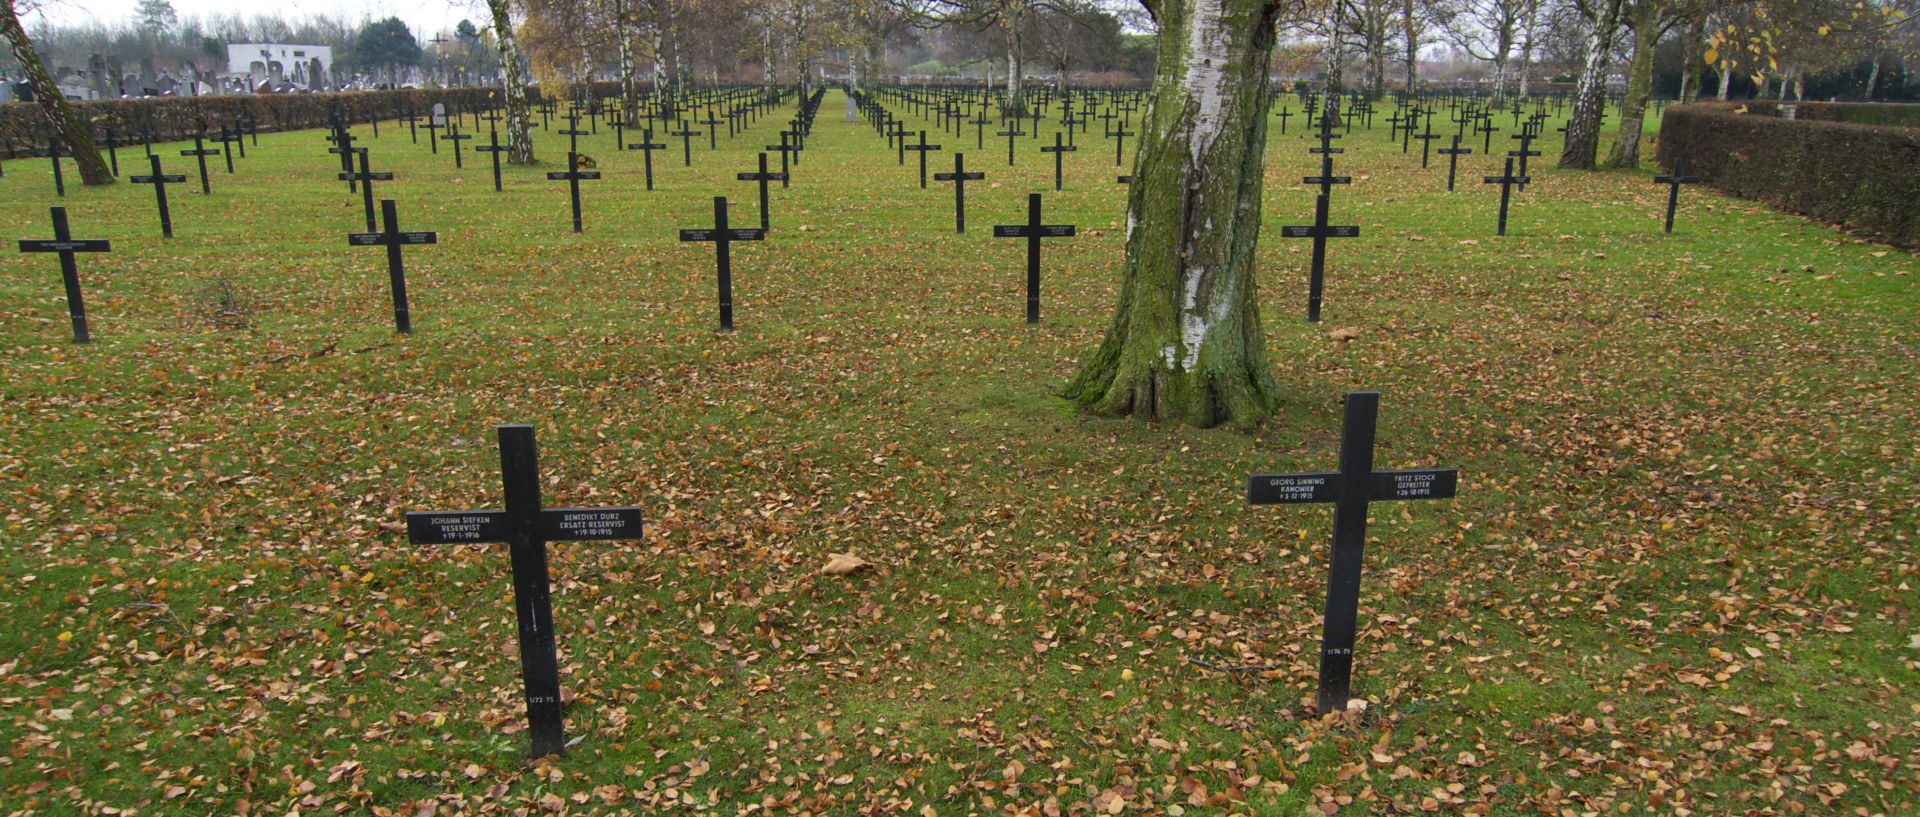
1517 0 1539 96
1064 0 1286 428
1604 2 1660 168
1558 0 1624 169
2 1 112 185
1716 62 1731 99
483 0 537 164
1863 53 1881 101
1403 0 1419 92
1677 14 1702 103
1005 19 1026 116
616 0 640 124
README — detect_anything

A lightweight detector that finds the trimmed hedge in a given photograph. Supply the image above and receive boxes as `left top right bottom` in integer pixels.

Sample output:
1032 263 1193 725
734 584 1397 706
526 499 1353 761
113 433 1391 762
0 82 650 158
1731 100 1920 128
1657 102 1920 248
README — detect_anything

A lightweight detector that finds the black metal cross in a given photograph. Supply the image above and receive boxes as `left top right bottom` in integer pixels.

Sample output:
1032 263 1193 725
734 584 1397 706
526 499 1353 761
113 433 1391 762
339 151 396 232
216 126 238 173
1282 194 1360 322
129 155 188 238
557 113 589 153
406 424 645 758
476 128 508 192
180 135 220 195
678 196 765 333
1508 132 1541 192
629 128 667 190
905 130 944 188
671 121 701 166
421 115 443 153
1041 132 1077 191
1653 158 1700 234
546 152 603 233
347 199 437 334
43 139 70 197
1107 127 1135 166
700 115 723 149
1437 135 1472 192
764 132 797 188
997 125 1026 166
993 193 1076 324
932 152 986 233
327 128 361 191
17 206 110 344
735 153 787 232
1483 157 1530 236
445 125 472 168
1247 390 1458 715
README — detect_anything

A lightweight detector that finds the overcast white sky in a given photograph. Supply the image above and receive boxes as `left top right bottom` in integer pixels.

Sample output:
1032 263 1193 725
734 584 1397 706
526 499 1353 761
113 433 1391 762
24 0 478 39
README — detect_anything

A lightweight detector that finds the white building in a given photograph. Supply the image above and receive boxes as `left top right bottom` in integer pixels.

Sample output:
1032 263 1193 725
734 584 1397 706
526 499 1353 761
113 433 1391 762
227 43 333 90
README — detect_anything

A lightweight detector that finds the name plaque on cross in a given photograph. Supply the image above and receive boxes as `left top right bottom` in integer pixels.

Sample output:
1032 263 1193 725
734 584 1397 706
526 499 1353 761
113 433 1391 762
404 425 645 758
1246 391 1458 715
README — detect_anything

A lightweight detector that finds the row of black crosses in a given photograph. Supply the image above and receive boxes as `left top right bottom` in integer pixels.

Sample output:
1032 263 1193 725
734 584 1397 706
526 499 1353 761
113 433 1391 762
411 387 1456 757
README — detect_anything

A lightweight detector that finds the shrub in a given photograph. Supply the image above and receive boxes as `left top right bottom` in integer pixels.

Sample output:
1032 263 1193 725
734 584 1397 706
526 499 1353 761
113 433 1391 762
1657 102 1920 248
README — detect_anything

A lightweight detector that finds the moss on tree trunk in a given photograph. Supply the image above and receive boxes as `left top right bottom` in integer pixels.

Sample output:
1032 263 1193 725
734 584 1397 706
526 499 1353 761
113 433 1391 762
1063 0 1284 429
1605 2 1661 169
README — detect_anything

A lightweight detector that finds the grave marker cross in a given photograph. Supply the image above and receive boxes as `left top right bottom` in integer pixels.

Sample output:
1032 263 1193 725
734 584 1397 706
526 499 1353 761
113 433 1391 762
629 128 668 190
992 193 1076 323
475 128 508 192
1482 157 1530 236
1041 132 1077 191
346 199 437 334
1246 391 1458 714
339 151 396 232
1436 135 1472 192
406 424 645 758
997 125 1026 166
678 196 765 333
932 152 986 233
129 155 188 237
546 152 603 233
1282 194 1360 322
17 206 110 343
671 122 702 166
735 153 787 232
180 135 220 194
905 130 944 188
1653 158 1700 234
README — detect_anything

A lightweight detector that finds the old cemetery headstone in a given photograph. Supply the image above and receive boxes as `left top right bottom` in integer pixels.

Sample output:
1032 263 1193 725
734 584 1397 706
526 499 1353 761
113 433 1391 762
905 130 943 188
406 424 644 758
1482 158 1529 236
346 199 437 334
546 152 603 234
735 153 787 232
340 151 396 232
993 193 1076 324
1437 136 1472 192
932 153 986 233
476 128 508 192
129 155 187 237
1653 158 1699 234
17 206 110 343
1246 391 1458 714
629 128 668 190
1041 132 1077 192
678 196 766 333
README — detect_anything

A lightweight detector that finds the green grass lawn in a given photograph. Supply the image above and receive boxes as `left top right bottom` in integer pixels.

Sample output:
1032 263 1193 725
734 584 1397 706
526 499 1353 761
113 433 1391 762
1 90 1915 816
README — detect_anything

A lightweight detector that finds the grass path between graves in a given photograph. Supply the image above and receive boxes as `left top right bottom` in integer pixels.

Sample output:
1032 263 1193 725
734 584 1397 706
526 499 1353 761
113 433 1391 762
1 91 1915 817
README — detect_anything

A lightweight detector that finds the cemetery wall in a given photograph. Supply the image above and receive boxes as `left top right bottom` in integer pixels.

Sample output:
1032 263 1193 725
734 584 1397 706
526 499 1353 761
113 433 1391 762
1658 102 1920 248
